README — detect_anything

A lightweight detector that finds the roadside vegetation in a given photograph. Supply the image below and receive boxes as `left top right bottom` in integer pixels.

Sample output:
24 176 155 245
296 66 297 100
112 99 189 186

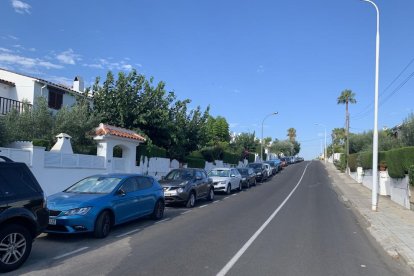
0 68 301 165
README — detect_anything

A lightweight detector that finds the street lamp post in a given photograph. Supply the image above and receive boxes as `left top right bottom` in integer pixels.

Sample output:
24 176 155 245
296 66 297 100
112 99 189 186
362 0 380 212
315 123 327 164
261 112 278 161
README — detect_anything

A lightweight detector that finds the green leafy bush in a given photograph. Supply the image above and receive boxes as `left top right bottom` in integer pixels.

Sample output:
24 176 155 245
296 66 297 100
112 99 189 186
408 165 414 186
184 157 205 168
200 146 223 162
348 154 357 172
136 144 167 165
385 147 414 178
223 151 240 165
32 139 51 149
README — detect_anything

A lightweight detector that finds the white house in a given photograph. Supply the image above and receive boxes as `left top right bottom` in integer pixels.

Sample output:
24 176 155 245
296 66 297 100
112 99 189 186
0 68 90 115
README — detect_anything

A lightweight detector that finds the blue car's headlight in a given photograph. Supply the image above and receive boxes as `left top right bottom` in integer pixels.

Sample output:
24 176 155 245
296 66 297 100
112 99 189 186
63 207 92 216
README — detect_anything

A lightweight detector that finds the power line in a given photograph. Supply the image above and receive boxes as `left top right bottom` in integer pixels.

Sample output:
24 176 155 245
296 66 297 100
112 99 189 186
351 57 414 120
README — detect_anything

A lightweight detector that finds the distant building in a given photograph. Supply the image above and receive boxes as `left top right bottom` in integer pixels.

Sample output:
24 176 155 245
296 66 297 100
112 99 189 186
0 68 90 115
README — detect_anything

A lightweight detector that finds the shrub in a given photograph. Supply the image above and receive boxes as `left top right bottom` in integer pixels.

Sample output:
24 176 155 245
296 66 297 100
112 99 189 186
32 139 51 150
408 165 414 186
136 144 167 165
184 157 205 168
200 146 223 162
385 147 414 179
348 154 357 172
223 151 240 165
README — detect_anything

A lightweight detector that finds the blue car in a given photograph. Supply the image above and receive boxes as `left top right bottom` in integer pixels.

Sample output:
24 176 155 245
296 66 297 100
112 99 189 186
46 173 165 238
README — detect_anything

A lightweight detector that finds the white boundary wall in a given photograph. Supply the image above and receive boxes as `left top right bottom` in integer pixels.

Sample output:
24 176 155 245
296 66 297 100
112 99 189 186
351 167 411 209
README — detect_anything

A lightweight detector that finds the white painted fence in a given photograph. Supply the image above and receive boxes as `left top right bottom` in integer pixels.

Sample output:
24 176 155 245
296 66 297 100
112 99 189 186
350 167 411 209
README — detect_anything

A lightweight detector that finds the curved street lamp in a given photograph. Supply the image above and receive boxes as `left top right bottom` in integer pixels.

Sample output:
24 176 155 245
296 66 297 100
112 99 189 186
362 0 380 212
261 112 278 161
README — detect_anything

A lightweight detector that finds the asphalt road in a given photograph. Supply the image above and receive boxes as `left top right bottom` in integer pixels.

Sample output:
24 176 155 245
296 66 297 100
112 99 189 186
6 161 411 276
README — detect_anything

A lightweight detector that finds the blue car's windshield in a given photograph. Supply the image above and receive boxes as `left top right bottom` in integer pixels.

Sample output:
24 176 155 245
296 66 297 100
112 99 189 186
65 176 122 194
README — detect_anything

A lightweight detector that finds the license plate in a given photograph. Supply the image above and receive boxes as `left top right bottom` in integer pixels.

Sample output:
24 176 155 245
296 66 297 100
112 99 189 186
49 218 56 225
164 192 173 196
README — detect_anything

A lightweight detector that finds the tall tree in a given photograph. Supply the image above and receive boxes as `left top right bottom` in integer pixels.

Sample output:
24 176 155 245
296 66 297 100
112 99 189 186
337 89 357 165
287 128 296 142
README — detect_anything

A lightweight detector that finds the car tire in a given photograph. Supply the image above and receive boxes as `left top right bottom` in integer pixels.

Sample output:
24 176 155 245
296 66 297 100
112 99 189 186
151 200 165 220
253 179 257 186
238 181 242 191
206 188 214 201
94 211 111 239
226 184 231 195
0 224 32 273
246 181 250 189
186 192 196 208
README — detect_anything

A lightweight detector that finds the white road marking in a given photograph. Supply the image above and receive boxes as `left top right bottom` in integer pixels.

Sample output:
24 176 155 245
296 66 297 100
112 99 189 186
223 196 230 200
181 210 192 215
198 204 208 208
155 218 169 224
53 247 88 260
230 193 238 197
212 200 220 203
216 162 311 276
116 228 141 238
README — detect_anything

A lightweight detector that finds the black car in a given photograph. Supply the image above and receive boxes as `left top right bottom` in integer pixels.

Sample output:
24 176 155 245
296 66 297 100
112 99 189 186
0 156 49 273
160 168 214 207
237 167 256 188
246 162 267 182
264 160 279 175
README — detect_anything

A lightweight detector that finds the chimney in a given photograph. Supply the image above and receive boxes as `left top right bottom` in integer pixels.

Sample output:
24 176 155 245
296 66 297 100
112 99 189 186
73 76 84 92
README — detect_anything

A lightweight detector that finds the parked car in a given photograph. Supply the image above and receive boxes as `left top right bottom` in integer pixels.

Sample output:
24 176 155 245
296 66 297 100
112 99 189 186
237 167 256 188
263 163 272 179
264 160 280 175
247 162 268 182
279 157 288 167
46 173 165 238
0 156 49 273
208 168 242 194
160 168 214 208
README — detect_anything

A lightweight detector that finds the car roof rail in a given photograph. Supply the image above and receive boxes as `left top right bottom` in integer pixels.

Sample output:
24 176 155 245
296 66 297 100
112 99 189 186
0 155 14 162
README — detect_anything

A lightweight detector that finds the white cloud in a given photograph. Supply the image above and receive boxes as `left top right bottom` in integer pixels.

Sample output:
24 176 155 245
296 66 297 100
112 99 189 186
83 58 134 71
47 75 73 87
0 52 63 69
0 47 13 53
56 49 81 65
11 0 31 14
257 65 265 74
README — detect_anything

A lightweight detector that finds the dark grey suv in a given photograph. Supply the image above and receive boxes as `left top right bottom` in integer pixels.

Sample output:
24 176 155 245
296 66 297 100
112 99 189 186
0 156 49 272
160 168 214 207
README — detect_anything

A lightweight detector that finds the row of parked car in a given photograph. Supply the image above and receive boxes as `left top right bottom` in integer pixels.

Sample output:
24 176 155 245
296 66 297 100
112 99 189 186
0 155 302 272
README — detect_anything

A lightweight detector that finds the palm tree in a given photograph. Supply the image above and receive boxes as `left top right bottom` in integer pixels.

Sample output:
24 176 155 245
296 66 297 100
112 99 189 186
337 89 357 167
287 128 296 142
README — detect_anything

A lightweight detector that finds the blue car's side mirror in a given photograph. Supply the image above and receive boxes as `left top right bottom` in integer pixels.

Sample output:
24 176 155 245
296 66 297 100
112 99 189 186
117 189 126 196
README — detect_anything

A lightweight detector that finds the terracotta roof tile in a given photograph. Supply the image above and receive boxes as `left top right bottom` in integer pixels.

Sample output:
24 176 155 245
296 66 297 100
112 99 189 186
95 123 146 142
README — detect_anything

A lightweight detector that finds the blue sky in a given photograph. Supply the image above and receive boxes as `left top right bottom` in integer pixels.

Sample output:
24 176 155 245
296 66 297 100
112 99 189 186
1 0 413 160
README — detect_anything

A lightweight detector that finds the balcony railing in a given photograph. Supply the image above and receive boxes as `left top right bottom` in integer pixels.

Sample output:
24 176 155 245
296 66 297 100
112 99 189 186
0 97 32 115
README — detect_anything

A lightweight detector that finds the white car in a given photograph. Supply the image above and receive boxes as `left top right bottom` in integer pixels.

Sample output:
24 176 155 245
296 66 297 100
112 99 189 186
263 163 272 180
208 168 242 194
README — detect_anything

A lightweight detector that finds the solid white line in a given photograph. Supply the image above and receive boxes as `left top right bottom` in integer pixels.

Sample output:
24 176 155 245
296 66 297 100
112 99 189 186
53 247 88 260
116 228 141 238
216 162 311 276
181 210 192 215
198 204 208 208
223 196 230 200
155 218 169 224
212 200 220 203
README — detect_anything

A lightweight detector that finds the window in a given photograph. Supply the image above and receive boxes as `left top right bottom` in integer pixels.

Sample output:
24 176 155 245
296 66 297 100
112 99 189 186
136 176 153 190
48 88 64 110
0 166 39 198
120 178 139 193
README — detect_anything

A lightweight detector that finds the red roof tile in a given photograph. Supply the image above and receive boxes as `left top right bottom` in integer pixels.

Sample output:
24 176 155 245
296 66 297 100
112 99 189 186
95 123 146 142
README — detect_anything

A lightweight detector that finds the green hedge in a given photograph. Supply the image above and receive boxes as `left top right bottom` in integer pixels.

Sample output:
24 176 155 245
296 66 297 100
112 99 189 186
408 165 414 186
247 152 255 163
185 157 205 168
348 154 357 172
200 146 223 162
136 144 167 165
223 151 240 165
32 139 51 150
351 147 414 179
384 147 414 179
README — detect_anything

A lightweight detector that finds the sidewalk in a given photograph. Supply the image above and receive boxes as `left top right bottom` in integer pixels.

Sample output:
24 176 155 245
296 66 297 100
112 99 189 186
324 162 414 272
